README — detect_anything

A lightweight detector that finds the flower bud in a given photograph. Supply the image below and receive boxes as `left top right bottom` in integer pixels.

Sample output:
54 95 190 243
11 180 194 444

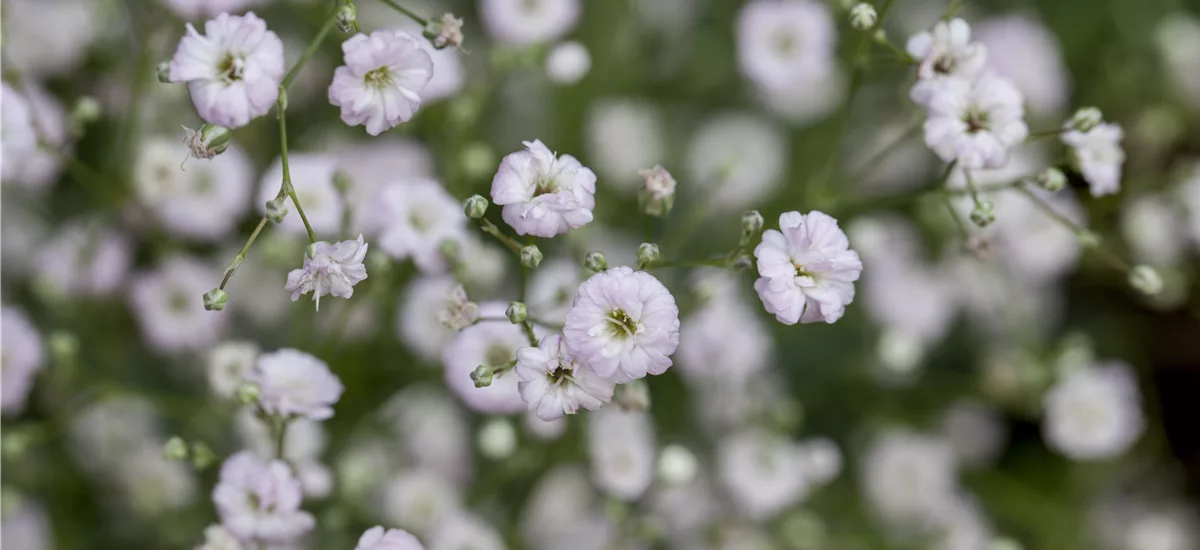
521 244 543 269
156 61 172 83
615 380 650 412
48 331 79 366
506 301 528 324
636 242 660 270
969 201 995 228
70 96 101 135
190 442 217 470
423 13 465 50
1035 167 1066 192
1076 230 1101 249
656 444 698 485
265 196 289 223
236 381 260 405
183 123 231 160
1071 107 1103 132
463 195 489 219
731 254 753 271
470 365 494 388
163 436 189 460
203 288 229 311
477 418 516 459
637 165 677 217
849 3 877 30
335 2 357 33
584 251 607 273
741 210 764 238
1128 265 1163 296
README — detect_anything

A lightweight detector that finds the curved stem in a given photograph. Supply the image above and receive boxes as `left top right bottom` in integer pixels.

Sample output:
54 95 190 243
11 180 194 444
281 7 341 90
377 0 429 26
278 99 317 244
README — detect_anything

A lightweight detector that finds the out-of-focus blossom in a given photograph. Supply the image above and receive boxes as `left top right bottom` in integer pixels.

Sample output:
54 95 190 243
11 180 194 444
754 211 862 325
479 0 581 46
686 112 787 211
163 0 270 19
907 18 988 106
1 306 45 414
735 0 836 92
428 513 505 550
397 277 462 364
443 302 532 414
382 469 461 537
491 139 597 238
718 430 808 521
1 496 53 550
129 256 228 354
285 234 369 309
527 259 581 323
376 178 468 273
380 385 474 485
329 30 433 135
1063 122 1125 197
588 407 656 501
68 396 162 474
585 99 666 192
1181 165 1200 246
1 84 39 184
860 429 960 527
3 0 109 77
355 526 425 550
208 341 259 398
212 451 314 543
257 153 344 237
940 400 1008 467
116 443 199 516
677 287 772 384
2 83 69 191
515 333 615 420
34 222 133 298
1043 361 1144 461
1156 14 1200 107
194 524 246 550
974 14 1070 117
250 348 344 420
923 74 1028 170
1121 194 1186 266
134 136 254 240
796 437 843 485
546 41 591 84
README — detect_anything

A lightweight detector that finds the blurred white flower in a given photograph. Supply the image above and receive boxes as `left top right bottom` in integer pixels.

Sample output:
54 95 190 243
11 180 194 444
1122 507 1200 550
480 0 581 46
686 112 788 210
68 396 162 474
428 512 506 550
116 443 199 516
129 256 228 354
1156 14 1200 107
3 0 108 77
527 258 581 323
212 451 314 543
332 137 435 234
1182 165 1200 246
521 466 606 550
207 341 259 399
3 83 69 191
525 411 567 440
735 0 836 92
168 12 285 128
585 99 665 192
1121 194 1186 266
1043 361 1144 461
382 469 461 537
796 437 843 485
134 137 254 241
754 211 862 325
35 221 133 298
677 288 772 384
1 84 39 184
650 473 722 545
491 139 597 238
515 333 615 421
588 407 656 501
1063 122 1125 197
397 277 462 363
285 234 369 309
756 67 845 125
1 496 53 550
250 348 344 421
940 400 1007 468
376 178 468 273
1 306 45 415
443 302 531 414
923 74 1028 170
355 526 424 550
236 409 327 467
861 429 960 527
563 266 680 384
164 0 270 19
2 202 48 279
329 30 433 135
195 524 246 550
546 41 591 84
381 385 475 486
717 430 808 521
974 15 1070 117
907 18 988 106
258 153 344 237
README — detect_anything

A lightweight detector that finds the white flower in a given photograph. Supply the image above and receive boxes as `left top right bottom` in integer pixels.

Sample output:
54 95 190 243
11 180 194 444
525 412 568 440
285 234 369 310
1 84 39 184
355 526 424 550
212 451 314 543
167 12 285 128
974 15 1070 116
1043 361 1144 461
585 99 666 192
753 211 862 325
1156 14 1200 107
685 112 787 211
527 258 581 323
520 466 604 550
380 386 473 485
116 443 199 516
34 221 132 298
235 409 327 464
480 0 581 46
1 497 53 550
678 287 772 385
546 41 591 84
796 437 843 485
906 18 988 106
207 341 259 399
382 469 461 537
1122 194 1186 266
490 139 597 238
588 407 656 501
1063 122 1125 197
332 137 435 234
376 178 468 273
563 266 680 384
428 513 506 550
129 256 228 354
257 153 344 237
164 0 268 20
348 5 464 104
134 136 254 241
755 66 845 125
860 429 960 526
442 302 532 414
735 0 837 92
1181 165 1200 246
250 348 343 421
329 30 433 135
67 396 162 475
923 73 1029 170
940 400 1007 468
515 333 615 421
195 524 245 550
3 0 107 78
717 430 808 521
397 277 462 363
1 307 45 415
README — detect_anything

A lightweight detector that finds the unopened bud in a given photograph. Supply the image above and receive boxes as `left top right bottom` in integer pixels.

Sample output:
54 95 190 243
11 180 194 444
463 195 489 219
1071 107 1103 132
478 418 516 459
304 242 320 260
190 442 217 470
731 254 753 270
1129 265 1163 296
70 97 101 135
48 331 79 366
506 301 528 324
969 201 995 228
1076 230 1101 249
741 210 764 238
657 444 698 485
637 165 677 217
849 3 877 30
615 380 650 412
521 245 543 269
156 61 172 83
265 196 289 223
335 2 358 33
1035 167 1066 192
584 251 607 273
236 382 260 405
637 243 660 270
183 123 231 160
203 288 229 311
423 13 465 50
470 365 494 388
163 436 189 461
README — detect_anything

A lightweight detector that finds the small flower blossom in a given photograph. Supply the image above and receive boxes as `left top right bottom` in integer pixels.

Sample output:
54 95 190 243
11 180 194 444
212 451 314 543
167 12 284 128
428 513 506 550
545 41 591 84
588 407 656 501
479 0 582 46
355 526 425 550
130 256 228 354
922 73 1029 169
437 284 478 330
35 221 133 298
1062 122 1125 197
442 303 533 414
207 341 259 399
585 99 666 192
753 211 863 325
1 306 45 415
1043 361 1144 461
425 13 465 50
718 430 809 521
563 266 681 384
163 0 268 20
134 136 254 241
974 15 1070 116
194 524 245 550
637 165 677 216
861 429 960 526
685 112 788 211
382 469 461 537
376 178 468 273
2 84 40 184
249 348 344 421
515 334 615 421
285 234 369 310
257 153 344 237
329 30 433 135
398 277 462 363
735 0 837 92
907 18 989 106
490 140 597 238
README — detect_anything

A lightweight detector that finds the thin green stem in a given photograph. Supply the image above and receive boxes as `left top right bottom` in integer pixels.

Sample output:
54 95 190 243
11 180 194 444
273 416 290 461
277 99 317 244
377 0 429 26
477 219 523 255
941 192 970 240
652 257 730 269
520 321 538 346
281 8 341 90
1013 183 1130 273
848 117 923 182
220 216 270 290
1026 127 1068 142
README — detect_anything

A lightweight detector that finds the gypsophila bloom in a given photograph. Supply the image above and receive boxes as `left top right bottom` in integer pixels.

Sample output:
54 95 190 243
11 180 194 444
285 234 369 310
1 306 45 415
754 211 863 325
116 443 199 516
907 18 989 106
428 513 506 550
974 15 1070 116
527 259 582 323
588 407 656 501
397 277 462 363
796 437 843 485
379 387 472 485
35 221 133 297
686 112 788 210
249 348 344 421
207 341 258 399
922 73 1029 169
718 430 808 521
2 497 53 550
516 334 616 421
491 140 597 238
546 41 591 85
1 84 39 184
735 0 837 92
355 526 425 550
329 30 433 136
194 524 245 550
376 178 468 273
164 0 269 20
167 12 284 128
129 256 228 354
1043 361 1145 461
1063 122 1125 197
134 136 254 241
638 165 677 216
480 0 581 46
426 13 465 50
3 83 69 191
443 302 533 414
563 266 680 384
257 153 344 237
212 451 314 543
860 429 960 526
382 469 461 537
438 284 478 330
585 99 666 192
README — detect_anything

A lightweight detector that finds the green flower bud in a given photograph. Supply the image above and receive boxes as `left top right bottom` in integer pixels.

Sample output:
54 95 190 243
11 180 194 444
584 251 607 273
184 124 231 160
636 242 660 270
156 61 172 83
190 441 217 470
333 170 352 194
1071 107 1103 132
335 2 358 33
470 365 494 388
520 244 543 269
969 201 995 228
163 436 189 461
463 195 489 219
1129 265 1163 296
48 331 79 366
1035 167 1066 192
506 301 528 324
741 210 764 238
203 288 229 311
236 382 260 405
849 3 877 30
